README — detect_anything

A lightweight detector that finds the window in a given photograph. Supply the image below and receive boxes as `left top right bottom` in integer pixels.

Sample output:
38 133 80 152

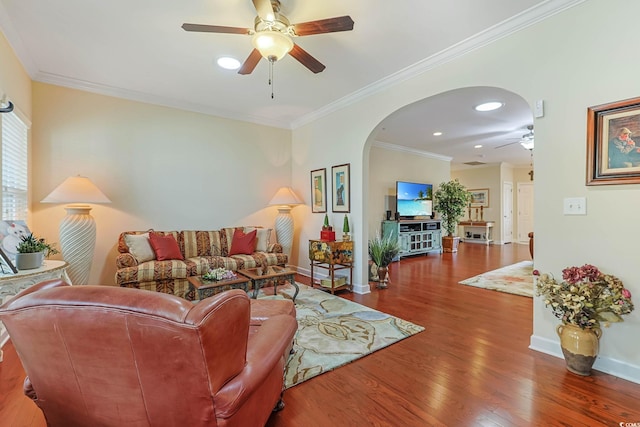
1 111 29 221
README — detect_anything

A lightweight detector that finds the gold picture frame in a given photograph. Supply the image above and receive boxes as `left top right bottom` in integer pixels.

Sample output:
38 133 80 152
310 168 327 213
468 188 489 208
587 96 640 185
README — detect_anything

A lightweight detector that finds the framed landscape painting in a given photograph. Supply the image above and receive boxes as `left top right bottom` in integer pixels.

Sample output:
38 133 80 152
310 168 327 213
468 188 489 208
331 163 350 213
587 96 640 185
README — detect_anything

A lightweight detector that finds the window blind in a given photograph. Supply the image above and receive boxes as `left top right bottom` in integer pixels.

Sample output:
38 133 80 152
1 112 28 221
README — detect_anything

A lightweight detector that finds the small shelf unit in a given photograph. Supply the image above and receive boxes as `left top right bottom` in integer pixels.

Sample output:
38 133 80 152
382 219 442 259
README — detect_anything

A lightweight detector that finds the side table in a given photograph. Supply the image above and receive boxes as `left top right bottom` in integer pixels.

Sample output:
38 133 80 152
0 260 70 361
309 239 353 294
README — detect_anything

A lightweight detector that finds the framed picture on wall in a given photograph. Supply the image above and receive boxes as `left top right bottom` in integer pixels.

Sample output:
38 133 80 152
331 163 350 212
468 188 489 208
587 96 640 185
310 168 327 213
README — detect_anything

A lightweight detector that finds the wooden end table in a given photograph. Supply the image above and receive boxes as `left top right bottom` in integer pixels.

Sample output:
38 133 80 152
238 266 299 302
187 275 250 301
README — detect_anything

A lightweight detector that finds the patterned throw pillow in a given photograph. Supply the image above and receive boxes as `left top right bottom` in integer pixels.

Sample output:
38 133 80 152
124 233 156 263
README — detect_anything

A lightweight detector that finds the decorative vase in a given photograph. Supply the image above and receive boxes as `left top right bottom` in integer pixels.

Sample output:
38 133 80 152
556 323 602 376
15 252 45 270
377 266 389 289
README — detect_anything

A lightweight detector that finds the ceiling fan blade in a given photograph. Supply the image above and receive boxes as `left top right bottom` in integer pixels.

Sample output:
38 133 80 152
292 16 354 36
182 23 251 35
252 0 275 22
238 49 263 75
495 141 520 149
289 44 325 73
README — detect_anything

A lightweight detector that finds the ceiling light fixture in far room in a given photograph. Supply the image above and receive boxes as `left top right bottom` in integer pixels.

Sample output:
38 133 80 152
433 132 443 136
474 101 503 112
217 57 241 70
474 144 483 148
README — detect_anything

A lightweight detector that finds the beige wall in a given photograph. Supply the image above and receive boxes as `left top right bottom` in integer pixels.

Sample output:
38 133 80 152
367 144 450 237
292 0 640 381
31 82 293 285
0 32 31 119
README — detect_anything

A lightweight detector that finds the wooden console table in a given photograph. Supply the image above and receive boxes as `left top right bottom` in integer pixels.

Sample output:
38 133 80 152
459 221 495 245
309 240 353 294
0 260 70 361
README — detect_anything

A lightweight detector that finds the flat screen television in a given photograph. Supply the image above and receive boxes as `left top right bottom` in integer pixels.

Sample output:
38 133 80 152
396 181 433 219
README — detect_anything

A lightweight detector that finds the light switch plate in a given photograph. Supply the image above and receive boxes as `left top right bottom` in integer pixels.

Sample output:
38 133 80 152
563 197 586 215
535 99 544 118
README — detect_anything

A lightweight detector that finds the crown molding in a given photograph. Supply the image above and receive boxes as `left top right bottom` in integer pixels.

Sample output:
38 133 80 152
291 0 585 129
33 72 292 129
373 140 452 162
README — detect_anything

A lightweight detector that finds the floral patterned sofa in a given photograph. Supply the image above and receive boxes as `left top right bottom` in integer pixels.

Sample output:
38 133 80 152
115 227 287 300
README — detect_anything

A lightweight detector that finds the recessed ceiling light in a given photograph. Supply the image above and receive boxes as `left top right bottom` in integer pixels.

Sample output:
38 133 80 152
474 101 503 112
217 57 241 70
474 144 483 148
433 132 443 136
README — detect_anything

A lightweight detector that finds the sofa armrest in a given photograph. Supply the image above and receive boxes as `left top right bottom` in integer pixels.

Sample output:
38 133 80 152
267 243 283 253
116 253 138 269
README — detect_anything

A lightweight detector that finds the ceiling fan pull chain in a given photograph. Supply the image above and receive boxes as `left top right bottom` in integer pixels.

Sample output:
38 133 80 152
269 58 275 99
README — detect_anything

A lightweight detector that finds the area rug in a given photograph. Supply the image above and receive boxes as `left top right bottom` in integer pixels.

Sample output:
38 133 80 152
458 260 534 297
256 284 424 389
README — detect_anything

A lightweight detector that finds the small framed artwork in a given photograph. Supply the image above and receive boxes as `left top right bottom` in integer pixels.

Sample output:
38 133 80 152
0 248 17 274
468 188 489 208
587 96 640 185
310 168 327 213
331 163 350 213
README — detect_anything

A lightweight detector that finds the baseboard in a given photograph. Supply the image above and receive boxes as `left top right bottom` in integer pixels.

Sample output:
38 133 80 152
293 266 370 295
530 334 640 384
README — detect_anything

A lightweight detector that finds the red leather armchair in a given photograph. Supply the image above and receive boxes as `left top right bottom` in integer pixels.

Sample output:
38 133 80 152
0 280 297 427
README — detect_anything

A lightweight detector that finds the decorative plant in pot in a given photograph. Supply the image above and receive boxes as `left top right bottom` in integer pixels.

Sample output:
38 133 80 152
15 233 60 270
535 264 634 376
432 179 471 253
342 214 350 241
368 233 400 289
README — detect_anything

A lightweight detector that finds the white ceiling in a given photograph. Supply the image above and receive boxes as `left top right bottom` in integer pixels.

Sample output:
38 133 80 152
0 0 581 167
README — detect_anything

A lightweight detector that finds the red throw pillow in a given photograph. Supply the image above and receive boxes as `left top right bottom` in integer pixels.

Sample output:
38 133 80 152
229 228 257 256
149 233 184 261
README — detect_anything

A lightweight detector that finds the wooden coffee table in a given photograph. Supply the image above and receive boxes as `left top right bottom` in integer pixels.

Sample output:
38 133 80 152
187 275 250 301
238 266 299 302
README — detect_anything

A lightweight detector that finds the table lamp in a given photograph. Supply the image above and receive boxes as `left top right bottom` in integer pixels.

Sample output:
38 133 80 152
268 187 303 260
41 175 111 285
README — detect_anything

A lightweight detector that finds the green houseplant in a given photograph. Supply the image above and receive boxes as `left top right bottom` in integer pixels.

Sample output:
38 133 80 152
368 233 400 289
432 179 471 252
15 233 59 270
342 214 350 241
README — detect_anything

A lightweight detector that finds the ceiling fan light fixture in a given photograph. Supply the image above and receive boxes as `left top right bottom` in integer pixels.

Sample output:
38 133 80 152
474 101 503 112
252 30 293 61
520 140 534 150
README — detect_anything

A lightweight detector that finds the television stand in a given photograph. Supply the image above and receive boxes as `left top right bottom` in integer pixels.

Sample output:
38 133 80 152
381 219 442 259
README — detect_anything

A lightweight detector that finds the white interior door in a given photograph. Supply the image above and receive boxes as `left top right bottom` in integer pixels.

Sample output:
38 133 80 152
517 182 534 243
502 181 513 243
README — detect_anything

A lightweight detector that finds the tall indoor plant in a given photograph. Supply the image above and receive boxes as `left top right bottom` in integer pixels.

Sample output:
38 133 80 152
432 179 470 252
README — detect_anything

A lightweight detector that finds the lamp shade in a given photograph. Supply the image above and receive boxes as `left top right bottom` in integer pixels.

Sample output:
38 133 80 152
41 176 111 204
252 31 293 61
269 187 303 206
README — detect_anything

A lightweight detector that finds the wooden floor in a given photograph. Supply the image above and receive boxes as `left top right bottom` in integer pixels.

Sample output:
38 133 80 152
2 243 640 426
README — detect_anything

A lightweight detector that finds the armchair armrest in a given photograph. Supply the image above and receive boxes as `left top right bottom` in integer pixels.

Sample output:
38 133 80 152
116 253 138 269
213 314 297 418
267 243 283 253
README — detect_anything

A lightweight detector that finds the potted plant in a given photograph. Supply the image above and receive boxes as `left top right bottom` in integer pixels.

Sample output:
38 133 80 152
342 214 350 241
432 179 471 252
534 264 634 375
368 233 400 289
15 233 59 270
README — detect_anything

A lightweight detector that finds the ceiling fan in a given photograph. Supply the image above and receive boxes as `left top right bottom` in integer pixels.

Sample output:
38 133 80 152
182 0 354 75
495 125 534 150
